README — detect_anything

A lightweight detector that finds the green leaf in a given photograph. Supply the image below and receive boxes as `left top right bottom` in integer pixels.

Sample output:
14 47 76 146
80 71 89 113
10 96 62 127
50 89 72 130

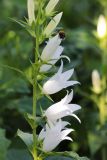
6 149 33 160
44 151 90 160
17 129 33 153
0 129 11 160
88 132 103 155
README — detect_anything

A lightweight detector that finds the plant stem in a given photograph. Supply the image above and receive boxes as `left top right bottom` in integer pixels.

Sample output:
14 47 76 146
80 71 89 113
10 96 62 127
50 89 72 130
102 145 107 160
32 22 39 160
33 70 38 159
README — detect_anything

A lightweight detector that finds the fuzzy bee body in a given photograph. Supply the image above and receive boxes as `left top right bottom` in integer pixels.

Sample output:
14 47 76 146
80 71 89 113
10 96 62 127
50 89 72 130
59 30 66 39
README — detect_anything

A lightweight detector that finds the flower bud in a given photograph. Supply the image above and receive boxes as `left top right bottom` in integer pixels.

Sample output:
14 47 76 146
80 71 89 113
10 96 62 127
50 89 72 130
27 0 35 25
45 0 59 15
44 12 63 37
97 15 107 38
92 70 101 94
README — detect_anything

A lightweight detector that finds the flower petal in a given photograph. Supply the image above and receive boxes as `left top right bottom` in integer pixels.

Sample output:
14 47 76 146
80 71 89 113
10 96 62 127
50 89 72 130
64 136 73 141
71 114 81 123
61 69 74 81
41 34 61 61
68 104 81 112
61 129 74 140
38 128 46 140
64 80 80 88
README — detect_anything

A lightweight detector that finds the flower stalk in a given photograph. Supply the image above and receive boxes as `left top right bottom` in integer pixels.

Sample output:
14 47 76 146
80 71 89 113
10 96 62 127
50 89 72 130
15 0 82 159
32 1 41 159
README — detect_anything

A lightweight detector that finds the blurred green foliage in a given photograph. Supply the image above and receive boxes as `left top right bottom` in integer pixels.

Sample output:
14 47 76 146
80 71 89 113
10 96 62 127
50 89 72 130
0 0 107 160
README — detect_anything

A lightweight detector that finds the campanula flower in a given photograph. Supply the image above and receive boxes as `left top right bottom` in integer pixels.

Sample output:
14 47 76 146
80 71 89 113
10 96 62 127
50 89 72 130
43 61 79 94
45 90 81 123
40 34 64 72
38 120 74 152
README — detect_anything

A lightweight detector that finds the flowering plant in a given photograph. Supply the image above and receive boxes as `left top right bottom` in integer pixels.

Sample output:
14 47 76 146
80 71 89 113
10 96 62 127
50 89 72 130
11 0 89 159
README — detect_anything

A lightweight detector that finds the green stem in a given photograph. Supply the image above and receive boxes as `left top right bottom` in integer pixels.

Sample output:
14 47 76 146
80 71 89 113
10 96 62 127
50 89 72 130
33 70 38 159
102 146 107 160
32 21 40 160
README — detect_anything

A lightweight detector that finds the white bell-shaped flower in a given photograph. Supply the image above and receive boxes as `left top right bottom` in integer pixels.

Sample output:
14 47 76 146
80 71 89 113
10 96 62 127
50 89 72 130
45 0 59 15
40 34 64 72
43 61 79 94
92 70 101 94
44 12 63 37
27 0 35 25
45 90 81 123
38 120 74 152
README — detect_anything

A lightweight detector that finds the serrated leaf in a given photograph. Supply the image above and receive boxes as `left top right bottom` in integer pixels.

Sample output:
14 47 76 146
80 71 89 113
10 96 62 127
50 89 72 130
17 129 33 153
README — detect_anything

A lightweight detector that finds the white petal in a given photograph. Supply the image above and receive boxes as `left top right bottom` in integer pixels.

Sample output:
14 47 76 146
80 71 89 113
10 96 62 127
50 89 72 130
61 121 70 129
38 128 46 140
40 64 52 73
57 60 63 75
46 0 59 15
68 104 81 112
61 129 74 140
64 81 80 88
64 136 73 141
65 90 73 104
41 34 61 61
43 79 63 95
60 55 71 63
51 46 64 61
40 46 64 72
61 90 73 104
43 136 61 152
27 0 35 25
61 91 69 104
45 102 68 121
71 114 81 123
44 12 63 37
42 124 61 152
61 69 74 81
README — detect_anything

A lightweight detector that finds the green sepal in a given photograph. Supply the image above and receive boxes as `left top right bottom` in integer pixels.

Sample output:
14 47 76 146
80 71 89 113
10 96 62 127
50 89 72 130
10 18 36 37
17 129 33 154
24 113 43 129
24 113 36 129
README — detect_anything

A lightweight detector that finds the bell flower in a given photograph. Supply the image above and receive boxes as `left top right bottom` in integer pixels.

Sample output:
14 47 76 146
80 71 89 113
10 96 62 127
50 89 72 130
45 0 59 15
43 61 79 95
45 90 81 123
38 120 74 152
92 70 101 94
44 12 63 37
40 34 64 72
97 15 107 38
27 0 35 25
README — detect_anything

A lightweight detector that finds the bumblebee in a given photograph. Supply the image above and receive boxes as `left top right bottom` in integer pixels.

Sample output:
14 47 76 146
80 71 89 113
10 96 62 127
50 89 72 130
59 30 66 39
